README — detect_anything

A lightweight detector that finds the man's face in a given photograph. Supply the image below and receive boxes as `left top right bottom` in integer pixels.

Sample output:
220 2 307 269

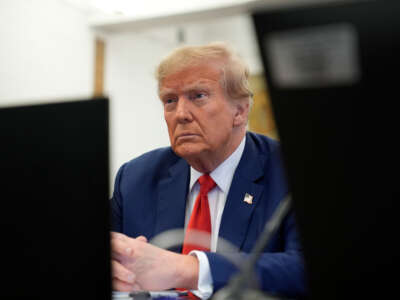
159 62 243 163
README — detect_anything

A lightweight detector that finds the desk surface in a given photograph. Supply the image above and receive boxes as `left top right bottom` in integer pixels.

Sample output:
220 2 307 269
112 291 186 300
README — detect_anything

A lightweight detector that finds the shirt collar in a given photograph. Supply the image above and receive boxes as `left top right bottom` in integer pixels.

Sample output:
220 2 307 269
189 135 246 193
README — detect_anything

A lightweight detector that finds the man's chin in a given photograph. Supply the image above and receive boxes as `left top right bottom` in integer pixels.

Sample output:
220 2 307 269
172 144 204 160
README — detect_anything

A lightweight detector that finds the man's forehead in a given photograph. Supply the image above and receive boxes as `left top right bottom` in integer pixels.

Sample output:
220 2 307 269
162 78 217 89
159 71 222 95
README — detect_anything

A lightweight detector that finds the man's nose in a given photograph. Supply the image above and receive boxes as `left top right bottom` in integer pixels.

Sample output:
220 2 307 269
176 98 193 123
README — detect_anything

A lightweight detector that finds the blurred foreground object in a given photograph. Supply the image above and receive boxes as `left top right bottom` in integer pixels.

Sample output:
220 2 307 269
0 98 111 300
252 0 400 299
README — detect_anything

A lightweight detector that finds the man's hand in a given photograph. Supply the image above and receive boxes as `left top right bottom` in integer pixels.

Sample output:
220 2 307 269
111 233 147 291
111 232 199 291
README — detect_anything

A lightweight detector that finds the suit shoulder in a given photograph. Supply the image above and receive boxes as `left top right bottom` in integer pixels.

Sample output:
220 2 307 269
129 147 177 165
246 131 281 156
118 147 180 179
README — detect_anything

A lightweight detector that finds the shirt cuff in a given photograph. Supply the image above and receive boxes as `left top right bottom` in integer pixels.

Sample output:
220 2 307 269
189 250 214 300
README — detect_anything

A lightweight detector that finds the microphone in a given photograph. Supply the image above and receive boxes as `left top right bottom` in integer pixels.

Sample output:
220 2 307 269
212 194 292 300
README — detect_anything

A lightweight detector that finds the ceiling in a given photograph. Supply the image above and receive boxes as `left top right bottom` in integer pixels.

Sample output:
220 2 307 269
62 0 349 32
63 0 252 17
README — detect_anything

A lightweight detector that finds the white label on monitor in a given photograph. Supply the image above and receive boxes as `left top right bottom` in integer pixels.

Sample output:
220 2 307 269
265 23 361 88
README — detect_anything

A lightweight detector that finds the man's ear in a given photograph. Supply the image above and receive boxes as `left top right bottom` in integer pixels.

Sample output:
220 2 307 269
233 101 249 127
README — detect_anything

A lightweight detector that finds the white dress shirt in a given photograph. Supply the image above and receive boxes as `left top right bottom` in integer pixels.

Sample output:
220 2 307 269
184 136 246 299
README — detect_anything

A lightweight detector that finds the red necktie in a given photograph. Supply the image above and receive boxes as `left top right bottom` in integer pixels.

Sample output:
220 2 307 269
182 174 216 254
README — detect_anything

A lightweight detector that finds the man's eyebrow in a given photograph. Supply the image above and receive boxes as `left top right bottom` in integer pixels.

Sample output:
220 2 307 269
159 89 176 98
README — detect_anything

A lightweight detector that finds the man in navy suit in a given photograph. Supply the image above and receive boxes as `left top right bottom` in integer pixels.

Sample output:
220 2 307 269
111 42 306 299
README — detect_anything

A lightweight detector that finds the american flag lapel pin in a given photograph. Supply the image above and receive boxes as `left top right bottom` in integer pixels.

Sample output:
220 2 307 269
243 193 253 204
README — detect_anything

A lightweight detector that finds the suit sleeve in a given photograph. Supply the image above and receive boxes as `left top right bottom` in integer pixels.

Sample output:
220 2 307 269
205 211 307 298
110 163 127 233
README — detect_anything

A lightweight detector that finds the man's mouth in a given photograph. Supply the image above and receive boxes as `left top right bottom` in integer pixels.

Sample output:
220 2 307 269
176 133 199 140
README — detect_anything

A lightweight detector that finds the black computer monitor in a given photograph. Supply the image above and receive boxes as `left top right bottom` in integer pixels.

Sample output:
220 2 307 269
0 98 111 299
253 0 399 298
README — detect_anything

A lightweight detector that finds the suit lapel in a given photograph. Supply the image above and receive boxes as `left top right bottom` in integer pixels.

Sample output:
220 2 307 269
218 134 266 251
154 157 189 240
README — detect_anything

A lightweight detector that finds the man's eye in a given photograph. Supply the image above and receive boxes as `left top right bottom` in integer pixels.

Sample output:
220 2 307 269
164 98 177 104
189 92 208 101
196 93 206 98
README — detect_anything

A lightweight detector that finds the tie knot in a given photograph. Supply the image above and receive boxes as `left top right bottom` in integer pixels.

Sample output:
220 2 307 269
198 174 216 195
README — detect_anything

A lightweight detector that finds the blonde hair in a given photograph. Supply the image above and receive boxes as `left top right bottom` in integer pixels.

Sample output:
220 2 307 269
156 42 253 106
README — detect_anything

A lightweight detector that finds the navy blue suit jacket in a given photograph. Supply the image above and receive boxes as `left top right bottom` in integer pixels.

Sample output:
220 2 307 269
111 132 306 297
